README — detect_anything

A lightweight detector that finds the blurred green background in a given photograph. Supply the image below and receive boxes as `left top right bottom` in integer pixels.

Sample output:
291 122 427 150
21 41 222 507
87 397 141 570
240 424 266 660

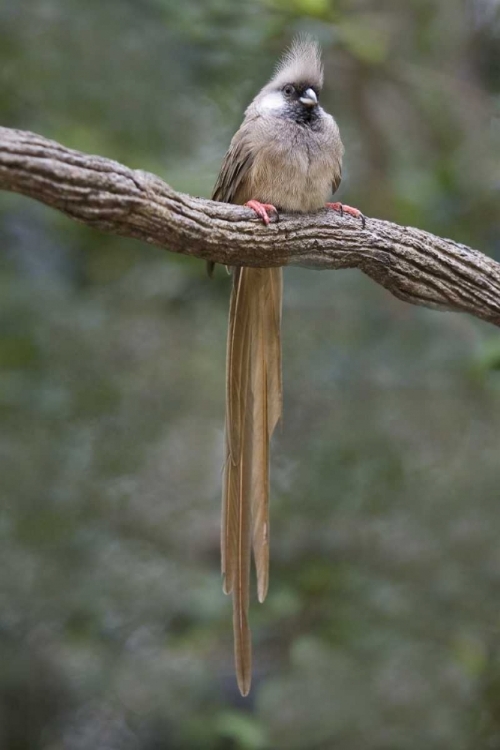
1 1 500 748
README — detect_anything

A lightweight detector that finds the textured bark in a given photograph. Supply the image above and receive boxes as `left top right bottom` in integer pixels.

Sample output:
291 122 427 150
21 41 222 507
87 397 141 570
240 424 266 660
1 126 500 327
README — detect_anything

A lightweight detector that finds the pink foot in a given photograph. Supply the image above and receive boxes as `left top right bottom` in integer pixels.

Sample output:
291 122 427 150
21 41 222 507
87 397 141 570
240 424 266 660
326 202 365 228
245 200 279 226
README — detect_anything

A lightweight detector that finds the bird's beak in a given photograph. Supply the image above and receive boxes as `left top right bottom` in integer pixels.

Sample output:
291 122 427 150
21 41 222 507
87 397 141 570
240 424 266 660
299 88 318 107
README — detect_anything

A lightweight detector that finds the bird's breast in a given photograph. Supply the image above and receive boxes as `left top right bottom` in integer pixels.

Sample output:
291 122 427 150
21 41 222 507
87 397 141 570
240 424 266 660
246 118 341 212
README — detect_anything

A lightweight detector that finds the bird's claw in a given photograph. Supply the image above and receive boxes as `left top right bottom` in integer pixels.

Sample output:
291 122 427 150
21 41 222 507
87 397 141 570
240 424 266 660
245 200 279 226
326 202 366 229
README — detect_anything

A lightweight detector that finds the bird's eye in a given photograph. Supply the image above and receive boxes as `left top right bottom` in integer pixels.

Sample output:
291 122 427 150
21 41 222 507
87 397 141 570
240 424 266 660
283 84 295 97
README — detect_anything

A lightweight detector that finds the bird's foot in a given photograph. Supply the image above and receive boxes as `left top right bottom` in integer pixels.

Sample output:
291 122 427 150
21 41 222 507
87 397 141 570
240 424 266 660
326 202 366 229
245 200 279 226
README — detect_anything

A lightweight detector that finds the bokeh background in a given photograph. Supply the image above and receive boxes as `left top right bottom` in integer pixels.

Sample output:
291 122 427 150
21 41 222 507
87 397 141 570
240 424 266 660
1 1 500 748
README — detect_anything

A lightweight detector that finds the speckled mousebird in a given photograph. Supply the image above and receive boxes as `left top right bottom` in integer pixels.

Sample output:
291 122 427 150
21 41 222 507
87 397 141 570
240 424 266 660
210 36 363 696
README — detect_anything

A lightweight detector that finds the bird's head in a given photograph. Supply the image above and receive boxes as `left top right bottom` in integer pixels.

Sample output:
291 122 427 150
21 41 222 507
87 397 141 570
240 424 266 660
253 36 324 124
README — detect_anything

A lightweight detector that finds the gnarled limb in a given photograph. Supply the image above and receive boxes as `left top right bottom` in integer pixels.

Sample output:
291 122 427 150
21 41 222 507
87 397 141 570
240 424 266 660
1 126 500 327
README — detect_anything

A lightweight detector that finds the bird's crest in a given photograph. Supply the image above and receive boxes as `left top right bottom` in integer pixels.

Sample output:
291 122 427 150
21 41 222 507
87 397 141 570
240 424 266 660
271 36 324 91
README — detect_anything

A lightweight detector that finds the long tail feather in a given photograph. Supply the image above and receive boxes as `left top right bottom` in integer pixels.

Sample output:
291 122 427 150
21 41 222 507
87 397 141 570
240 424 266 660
222 266 283 695
251 268 282 603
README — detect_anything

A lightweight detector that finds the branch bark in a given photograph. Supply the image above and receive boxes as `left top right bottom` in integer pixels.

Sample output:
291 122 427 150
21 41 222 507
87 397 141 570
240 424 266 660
1 126 500 327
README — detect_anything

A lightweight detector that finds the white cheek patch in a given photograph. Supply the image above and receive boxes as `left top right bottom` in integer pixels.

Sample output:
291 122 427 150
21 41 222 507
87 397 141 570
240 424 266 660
257 91 284 114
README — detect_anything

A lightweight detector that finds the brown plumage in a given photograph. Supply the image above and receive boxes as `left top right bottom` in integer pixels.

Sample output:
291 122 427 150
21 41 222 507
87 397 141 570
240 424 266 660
212 37 345 696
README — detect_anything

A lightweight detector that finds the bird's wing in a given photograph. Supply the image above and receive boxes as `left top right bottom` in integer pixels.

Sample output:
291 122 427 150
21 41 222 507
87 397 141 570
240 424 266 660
211 118 258 204
332 160 342 197
207 119 258 277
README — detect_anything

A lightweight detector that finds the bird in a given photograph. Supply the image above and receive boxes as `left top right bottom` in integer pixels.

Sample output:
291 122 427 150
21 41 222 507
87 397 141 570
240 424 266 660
210 36 362 696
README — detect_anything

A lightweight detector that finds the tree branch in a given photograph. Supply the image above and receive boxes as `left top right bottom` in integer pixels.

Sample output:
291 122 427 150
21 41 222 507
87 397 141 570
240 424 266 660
1 126 500 327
